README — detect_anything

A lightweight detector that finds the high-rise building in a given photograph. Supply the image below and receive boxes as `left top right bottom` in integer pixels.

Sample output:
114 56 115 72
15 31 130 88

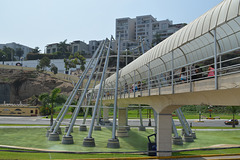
116 17 136 41
115 15 186 53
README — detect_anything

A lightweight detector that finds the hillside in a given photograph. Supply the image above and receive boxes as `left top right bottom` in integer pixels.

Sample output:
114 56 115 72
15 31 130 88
0 67 74 104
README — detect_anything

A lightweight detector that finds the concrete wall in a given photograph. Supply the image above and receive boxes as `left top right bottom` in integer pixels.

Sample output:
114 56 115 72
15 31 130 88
3 58 91 74
0 84 10 104
0 105 40 116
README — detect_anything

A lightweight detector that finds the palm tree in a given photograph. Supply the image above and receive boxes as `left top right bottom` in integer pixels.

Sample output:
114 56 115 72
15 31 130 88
152 33 165 47
231 106 237 128
32 47 41 53
58 39 69 54
15 48 24 60
39 88 61 126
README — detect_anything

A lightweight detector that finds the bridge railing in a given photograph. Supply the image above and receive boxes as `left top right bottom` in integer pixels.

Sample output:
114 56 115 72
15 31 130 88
103 48 240 100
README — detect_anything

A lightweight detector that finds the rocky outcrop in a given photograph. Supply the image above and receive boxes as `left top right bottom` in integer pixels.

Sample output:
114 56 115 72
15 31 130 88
0 68 74 103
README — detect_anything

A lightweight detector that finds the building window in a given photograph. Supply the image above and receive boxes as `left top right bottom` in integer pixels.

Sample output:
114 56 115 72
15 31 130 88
30 110 33 113
3 109 10 111
73 46 78 53
15 109 22 111
161 23 168 29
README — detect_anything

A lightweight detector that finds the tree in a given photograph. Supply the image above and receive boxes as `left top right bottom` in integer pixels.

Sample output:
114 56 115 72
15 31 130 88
77 54 86 72
16 48 24 60
230 106 237 128
39 88 62 126
2 46 15 61
37 56 51 71
32 47 41 53
152 33 165 47
58 39 69 55
50 63 58 74
39 93 50 116
64 53 86 74
0 50 7 62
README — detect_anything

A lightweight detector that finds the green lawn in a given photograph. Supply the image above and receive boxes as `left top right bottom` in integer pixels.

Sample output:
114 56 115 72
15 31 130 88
0 150 146 159
50 106 239 120
174 148 240 156
1 128 240 152
1 128 240 159
0 128 154 152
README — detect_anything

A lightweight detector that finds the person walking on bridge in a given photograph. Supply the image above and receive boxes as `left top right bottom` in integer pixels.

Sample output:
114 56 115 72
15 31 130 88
208 65 215 77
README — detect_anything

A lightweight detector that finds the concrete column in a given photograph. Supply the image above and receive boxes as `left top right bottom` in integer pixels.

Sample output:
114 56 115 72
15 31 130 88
103 107 109 121
125 107 130 131
116 107 128 137
156 113 172 157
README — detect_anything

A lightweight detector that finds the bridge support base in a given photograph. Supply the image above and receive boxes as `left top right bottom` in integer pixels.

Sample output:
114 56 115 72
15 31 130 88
65 126 73 133
79 125 87 131
139 126 146 131
83 137 95 147
107 138 120 148
46 130 52 137
184 135 194 142
62 135 74 144
94 125 102 131
192 132 196 139
126 125 131 131
57 127 62 135
48 133 60 141
116 127 128 137
172 136 183 145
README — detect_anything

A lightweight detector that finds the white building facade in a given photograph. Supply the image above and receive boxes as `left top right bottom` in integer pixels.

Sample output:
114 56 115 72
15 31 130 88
0 42 33 60
115 15 186 53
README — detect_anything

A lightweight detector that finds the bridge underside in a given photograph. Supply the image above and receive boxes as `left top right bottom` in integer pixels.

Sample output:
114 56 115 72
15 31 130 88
102 73 240 156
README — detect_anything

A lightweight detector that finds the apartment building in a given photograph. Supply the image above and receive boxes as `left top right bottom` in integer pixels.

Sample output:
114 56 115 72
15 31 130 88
115 15 186 53
46 40 89 55
115 17 136 41
46 43 58 54
70 40 89 54
88 40 102 55
0 42 33 60
136 15 156 45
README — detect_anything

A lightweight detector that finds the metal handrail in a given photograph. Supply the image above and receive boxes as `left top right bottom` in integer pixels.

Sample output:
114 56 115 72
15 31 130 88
103 50 240 99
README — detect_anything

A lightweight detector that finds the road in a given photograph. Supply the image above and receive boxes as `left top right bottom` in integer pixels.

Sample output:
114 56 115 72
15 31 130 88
0 116 239 128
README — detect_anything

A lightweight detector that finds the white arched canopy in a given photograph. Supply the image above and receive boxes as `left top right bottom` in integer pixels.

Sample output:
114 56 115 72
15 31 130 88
102 0 240 88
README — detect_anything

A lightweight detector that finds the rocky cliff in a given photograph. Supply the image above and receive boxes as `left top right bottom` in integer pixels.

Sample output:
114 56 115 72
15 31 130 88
0 68 74 104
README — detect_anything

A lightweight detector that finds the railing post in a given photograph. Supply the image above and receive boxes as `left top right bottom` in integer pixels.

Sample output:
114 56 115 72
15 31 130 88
134 70 136 98
171 51 174 94
213 29 218 90
148 63 151 96
219 55 222 76
190 64 192 92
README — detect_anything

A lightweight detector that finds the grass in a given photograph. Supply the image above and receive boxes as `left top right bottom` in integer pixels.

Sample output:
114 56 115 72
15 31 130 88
173 130 240 151
173 148 240 156
0 150 146 159
0 128 154 152
175 113 240 120
51 107 239 120
1 128 240 159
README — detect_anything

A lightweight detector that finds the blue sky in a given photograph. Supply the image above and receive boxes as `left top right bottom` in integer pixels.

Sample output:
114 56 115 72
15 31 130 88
0 0 223 52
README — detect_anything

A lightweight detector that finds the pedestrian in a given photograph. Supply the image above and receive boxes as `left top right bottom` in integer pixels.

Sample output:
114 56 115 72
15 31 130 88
208 65 215 77
180 67 187 82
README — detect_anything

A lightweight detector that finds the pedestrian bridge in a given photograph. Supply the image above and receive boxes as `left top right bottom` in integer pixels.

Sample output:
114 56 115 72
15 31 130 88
48 0 240 157
99 0 240 156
